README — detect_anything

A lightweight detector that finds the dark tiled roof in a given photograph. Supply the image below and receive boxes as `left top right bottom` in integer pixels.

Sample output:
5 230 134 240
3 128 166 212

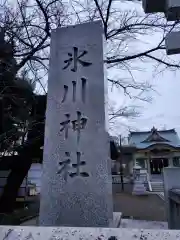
128 128 180 149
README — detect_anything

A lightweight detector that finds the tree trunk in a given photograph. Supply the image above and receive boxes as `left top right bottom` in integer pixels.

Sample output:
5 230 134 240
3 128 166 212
0 155 32 213
0 95 45 214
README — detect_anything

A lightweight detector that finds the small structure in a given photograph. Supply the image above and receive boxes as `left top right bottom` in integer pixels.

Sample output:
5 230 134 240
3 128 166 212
132 165 147 195
165 31 180 55
165 0 180 21
143 0 180 20
142 0 180 55
142 0 165 13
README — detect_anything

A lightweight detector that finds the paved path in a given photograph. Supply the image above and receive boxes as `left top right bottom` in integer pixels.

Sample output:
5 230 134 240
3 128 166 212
113 193 166 221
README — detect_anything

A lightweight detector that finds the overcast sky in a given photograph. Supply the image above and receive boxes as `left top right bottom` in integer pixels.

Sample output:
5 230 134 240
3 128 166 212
109 1 180 138
5 0 180 138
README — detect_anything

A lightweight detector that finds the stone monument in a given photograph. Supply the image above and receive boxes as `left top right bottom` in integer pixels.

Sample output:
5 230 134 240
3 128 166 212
163 167 180 229
39 21 113 227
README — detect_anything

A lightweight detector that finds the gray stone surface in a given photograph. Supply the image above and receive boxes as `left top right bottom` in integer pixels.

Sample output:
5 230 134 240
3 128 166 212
165 31 180 55
21 212 122 227
39 21 113 227
142 0 165 13
1 226 180 240
163 167 180 229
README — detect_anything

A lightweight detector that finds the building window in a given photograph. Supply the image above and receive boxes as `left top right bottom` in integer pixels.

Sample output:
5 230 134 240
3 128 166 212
135 158 146 169
173 157 180 167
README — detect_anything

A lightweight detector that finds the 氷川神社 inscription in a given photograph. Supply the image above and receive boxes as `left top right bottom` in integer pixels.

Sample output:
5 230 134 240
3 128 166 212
39 21 113 227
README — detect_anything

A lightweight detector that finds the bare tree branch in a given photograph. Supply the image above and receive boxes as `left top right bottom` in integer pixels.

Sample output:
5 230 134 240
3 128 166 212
35 0 50 37
109 105 141 121
0 0 180 129
106 44 165 64
93 0 106 26
104 0 113 38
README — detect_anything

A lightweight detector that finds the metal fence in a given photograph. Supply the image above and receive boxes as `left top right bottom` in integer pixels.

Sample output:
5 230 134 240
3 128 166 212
112 175 131 184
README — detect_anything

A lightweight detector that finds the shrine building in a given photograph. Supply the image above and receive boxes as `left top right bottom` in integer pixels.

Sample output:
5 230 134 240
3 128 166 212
128 127 180 176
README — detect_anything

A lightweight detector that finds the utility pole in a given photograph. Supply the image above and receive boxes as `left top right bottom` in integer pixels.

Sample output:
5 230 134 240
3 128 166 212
119 135 124 191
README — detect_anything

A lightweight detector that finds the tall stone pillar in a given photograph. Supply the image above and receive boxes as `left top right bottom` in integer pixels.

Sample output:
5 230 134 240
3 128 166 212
39 21 113 227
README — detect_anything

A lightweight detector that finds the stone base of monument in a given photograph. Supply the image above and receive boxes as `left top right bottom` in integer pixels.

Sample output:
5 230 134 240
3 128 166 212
109 212 122 228
21 213 122 228
132 181 147 196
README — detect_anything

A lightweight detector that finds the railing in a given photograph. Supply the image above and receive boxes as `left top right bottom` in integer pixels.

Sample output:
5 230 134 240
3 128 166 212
112 172 153 191
146 173 152 192
112 175 121 184
168 188 180 229
112 175 130 184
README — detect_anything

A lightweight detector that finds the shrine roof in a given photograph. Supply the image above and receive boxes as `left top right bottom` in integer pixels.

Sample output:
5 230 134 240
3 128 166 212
128 128 180 149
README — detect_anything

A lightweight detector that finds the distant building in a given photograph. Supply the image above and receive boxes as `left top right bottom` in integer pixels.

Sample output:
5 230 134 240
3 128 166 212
128 127 180 175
